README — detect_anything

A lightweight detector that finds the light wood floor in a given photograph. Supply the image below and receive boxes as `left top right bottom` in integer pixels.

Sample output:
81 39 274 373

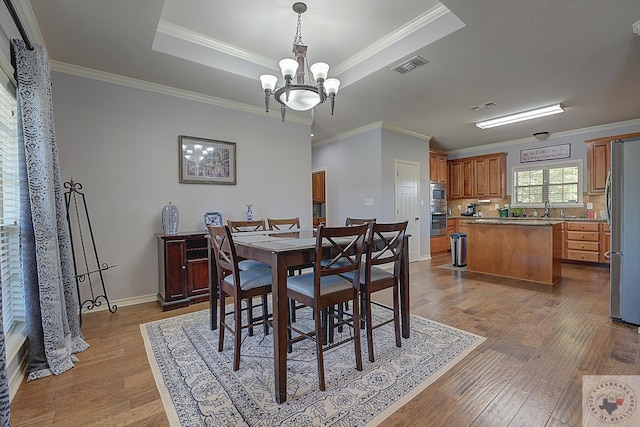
10 255 639 426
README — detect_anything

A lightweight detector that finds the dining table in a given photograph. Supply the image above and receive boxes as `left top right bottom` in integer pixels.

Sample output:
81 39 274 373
211 228 411 404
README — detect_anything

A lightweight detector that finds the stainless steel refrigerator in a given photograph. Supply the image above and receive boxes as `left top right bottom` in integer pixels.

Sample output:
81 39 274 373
607 136 640 325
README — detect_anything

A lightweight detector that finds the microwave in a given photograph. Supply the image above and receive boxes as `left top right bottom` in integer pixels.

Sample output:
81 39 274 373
430 183 446 205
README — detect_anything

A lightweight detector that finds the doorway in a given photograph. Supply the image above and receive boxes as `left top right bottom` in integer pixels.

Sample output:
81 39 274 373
395 160 420 262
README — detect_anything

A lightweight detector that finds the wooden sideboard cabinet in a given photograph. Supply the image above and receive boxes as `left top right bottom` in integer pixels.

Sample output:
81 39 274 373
157 232 210 311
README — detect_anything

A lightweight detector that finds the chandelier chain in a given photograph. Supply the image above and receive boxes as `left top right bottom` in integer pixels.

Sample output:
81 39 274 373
293 11 303 46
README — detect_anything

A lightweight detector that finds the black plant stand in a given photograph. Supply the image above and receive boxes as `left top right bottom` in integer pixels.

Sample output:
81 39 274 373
64 178 117 326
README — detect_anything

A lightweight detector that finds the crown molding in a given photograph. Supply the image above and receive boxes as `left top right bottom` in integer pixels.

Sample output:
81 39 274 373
156 20 277 70
12 0 45 48
445 117 640 156
332 4 450 76
49 61 312 126
313 121 431 147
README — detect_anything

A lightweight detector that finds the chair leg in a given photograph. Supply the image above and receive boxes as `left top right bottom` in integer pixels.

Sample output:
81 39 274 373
360 289 367 330
393 284 402 348
247 297 254 336
289 298 297 323
218 288 226 352
233 295 242 371
352 296 363 372
287 300 293 353
315 306 326 391
262 293 269 336
365 291 375 363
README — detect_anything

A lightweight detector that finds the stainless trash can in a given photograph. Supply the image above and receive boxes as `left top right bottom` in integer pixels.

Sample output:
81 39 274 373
450 233 467 267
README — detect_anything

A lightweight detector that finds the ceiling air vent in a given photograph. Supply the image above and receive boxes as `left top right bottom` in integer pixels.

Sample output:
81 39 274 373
469 101 497 112
391 55 429 74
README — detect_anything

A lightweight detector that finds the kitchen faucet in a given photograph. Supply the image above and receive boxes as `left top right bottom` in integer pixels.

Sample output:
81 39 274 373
543 200 550 218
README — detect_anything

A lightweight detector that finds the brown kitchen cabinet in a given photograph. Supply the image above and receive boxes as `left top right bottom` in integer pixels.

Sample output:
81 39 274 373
448 157 474 199
429 150 448 185
585 132 640 194
312 170 326 202
565 222 600 263
585 139 610 194
600 222 610 264
157 232 210 311
446 218 456 251
448 152 506 199
430 235 448 255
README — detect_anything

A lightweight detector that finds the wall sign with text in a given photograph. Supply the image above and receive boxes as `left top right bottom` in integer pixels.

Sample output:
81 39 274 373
520 143 571 163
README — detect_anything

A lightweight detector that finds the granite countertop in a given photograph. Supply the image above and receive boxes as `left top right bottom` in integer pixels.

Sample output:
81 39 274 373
448 215 605 222
469 219 565 226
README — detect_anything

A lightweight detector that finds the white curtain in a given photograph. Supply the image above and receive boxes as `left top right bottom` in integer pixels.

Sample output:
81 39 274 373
12 39 88 380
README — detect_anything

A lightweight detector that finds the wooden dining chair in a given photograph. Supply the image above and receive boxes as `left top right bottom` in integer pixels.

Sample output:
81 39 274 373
227 219 269 271
267 217 310 322
343 221 408 362
207 225 272 371
286 223 368 391
267 217 301 231
345 217 376 226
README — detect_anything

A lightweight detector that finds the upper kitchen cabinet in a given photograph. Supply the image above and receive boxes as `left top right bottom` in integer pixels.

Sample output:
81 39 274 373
448 157 474 199
473 153 506 198
449 153 506 199
429 150 448 185
585 138 610 194
312 170 326 202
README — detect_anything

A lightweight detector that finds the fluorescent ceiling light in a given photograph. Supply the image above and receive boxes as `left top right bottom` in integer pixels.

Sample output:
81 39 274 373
475 104 564 129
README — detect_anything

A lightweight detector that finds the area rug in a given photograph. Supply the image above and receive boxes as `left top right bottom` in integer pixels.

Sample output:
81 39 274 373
141 304 485 427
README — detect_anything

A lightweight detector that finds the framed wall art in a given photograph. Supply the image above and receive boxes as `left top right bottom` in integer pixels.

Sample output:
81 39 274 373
179 135 236 184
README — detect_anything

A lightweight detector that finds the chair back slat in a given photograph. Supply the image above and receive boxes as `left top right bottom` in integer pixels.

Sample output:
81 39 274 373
345 217 376 226
227 219 266 233
314 224 368 290
267 217 300 231
207 225 238 275
367 221 408 269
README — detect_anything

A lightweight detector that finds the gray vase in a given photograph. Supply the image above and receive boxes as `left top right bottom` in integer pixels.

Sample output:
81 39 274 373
162 202 179 235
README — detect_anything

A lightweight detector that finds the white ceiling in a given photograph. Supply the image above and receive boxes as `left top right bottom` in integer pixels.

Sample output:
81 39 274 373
14 0 640 150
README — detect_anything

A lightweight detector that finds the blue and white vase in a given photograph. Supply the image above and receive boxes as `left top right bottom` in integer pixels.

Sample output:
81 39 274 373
162 202 179 235
246 204 254 221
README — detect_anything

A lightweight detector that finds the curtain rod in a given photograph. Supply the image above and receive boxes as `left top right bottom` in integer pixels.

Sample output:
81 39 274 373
3 0 34 50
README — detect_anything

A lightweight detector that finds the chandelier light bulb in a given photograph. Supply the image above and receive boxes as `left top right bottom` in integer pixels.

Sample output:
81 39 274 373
279 58 299 79
310 62 329 80
324 78 340 95
260 74 278 91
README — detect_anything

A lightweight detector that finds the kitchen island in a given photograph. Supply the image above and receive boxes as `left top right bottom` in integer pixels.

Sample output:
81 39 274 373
467 219 564 285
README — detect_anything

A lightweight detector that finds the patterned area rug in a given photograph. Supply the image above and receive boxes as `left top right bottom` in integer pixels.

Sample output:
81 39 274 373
141 304 485 426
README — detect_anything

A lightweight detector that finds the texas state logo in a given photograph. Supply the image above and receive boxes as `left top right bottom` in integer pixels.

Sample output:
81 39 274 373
583 376 639 426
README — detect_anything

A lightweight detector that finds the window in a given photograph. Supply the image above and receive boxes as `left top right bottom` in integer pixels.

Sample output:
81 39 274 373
0 74 25 333
511 159 583 208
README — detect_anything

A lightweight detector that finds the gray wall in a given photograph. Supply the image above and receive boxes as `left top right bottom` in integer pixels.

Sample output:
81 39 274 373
312 126 430 258
51 72 311 304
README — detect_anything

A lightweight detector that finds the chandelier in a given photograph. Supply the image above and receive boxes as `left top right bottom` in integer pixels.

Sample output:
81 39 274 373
259 2 340 122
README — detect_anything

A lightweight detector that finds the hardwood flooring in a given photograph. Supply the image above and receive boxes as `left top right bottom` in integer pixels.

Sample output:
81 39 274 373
10 255 639 426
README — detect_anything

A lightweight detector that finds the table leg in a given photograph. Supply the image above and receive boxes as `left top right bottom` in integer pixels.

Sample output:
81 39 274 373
271 252 289 403
208 243 217 330
400 235 410 338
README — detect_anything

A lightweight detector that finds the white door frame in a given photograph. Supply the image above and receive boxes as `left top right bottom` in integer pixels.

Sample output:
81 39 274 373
395 159 421 262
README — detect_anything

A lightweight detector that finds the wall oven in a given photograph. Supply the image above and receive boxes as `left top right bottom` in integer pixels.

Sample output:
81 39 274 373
430 208 447 236
430 183 447 236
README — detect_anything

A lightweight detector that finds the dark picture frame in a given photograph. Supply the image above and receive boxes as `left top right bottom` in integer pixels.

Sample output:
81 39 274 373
179 135 236 184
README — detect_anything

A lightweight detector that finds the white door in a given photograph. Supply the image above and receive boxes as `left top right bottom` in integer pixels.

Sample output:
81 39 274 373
395 160 420 262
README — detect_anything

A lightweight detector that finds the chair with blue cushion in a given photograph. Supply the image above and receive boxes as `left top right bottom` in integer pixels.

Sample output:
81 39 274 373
343 221 408 362
286 223 368 391
208 225 272 371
